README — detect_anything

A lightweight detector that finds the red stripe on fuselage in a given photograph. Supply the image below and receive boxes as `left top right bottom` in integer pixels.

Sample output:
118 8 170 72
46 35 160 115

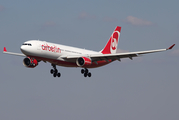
28 56 114 68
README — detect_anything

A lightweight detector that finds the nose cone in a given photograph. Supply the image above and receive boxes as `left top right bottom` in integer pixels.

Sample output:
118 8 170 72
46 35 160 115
20 45 31 55
20 45 26 53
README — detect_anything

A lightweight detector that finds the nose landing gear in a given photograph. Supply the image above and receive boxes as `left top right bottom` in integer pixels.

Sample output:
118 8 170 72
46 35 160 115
50 64 61 77
81 68 91 77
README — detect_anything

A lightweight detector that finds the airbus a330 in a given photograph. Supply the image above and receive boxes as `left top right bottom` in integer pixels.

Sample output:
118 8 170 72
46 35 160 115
3 26 175 78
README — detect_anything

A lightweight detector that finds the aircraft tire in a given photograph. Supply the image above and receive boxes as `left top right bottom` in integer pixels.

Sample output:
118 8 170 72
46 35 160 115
50 69 54 74
57 73 61 77
85 68 88 73
53 73 57 77
81 69 85 74
88 72 91 77
84 73 88 77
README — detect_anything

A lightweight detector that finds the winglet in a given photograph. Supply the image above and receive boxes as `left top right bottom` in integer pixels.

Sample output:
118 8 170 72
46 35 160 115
167 44 175 50
3 47 7 52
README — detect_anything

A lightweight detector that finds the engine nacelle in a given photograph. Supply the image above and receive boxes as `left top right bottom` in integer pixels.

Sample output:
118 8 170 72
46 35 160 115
23 57 38 68
76 57 92 67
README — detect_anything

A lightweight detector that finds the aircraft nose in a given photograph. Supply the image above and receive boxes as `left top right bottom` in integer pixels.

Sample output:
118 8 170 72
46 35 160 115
20 45 25 52
20 45 29 54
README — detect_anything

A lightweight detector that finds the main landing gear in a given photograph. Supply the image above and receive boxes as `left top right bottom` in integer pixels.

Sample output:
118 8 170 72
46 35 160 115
50 65 91 78
81 68 91 77
50 64 61 77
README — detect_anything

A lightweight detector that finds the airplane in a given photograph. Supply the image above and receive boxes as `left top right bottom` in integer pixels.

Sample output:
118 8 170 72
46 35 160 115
3 26 175 78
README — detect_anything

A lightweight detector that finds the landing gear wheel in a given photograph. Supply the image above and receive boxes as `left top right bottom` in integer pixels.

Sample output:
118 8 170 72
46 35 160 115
88 72 91 77
81 68 91 77
81 69 85 74
81 68 92 77
84 73 88 77
57 73 61 77
85 68 88 73
50 69 54 74
51 64 61 78
53 73 57 77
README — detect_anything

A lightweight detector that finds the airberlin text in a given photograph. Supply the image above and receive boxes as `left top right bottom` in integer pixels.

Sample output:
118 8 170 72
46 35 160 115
41 44 61 53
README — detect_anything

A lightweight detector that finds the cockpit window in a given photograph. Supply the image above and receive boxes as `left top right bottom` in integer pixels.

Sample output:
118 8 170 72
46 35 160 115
22 43 32 46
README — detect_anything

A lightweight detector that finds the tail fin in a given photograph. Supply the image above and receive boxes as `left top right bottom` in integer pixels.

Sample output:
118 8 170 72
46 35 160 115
100 26 121 54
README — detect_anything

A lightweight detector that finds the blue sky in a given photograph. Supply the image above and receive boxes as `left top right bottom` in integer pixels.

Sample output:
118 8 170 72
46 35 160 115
0 0 179 120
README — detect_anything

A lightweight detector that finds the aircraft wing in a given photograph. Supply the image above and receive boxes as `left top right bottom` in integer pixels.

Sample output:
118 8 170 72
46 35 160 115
3 47 26 57
61 44 175 62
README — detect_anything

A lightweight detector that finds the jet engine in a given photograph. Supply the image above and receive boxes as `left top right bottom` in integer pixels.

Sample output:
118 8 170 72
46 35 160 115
76 57 92 67
23 57 38 68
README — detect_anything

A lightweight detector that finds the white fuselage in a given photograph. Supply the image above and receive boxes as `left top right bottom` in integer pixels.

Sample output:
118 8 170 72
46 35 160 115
20 40 103 67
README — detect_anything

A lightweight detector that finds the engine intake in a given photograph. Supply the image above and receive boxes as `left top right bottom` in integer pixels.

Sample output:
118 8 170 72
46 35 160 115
76 57 92 67
23 57 38 68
